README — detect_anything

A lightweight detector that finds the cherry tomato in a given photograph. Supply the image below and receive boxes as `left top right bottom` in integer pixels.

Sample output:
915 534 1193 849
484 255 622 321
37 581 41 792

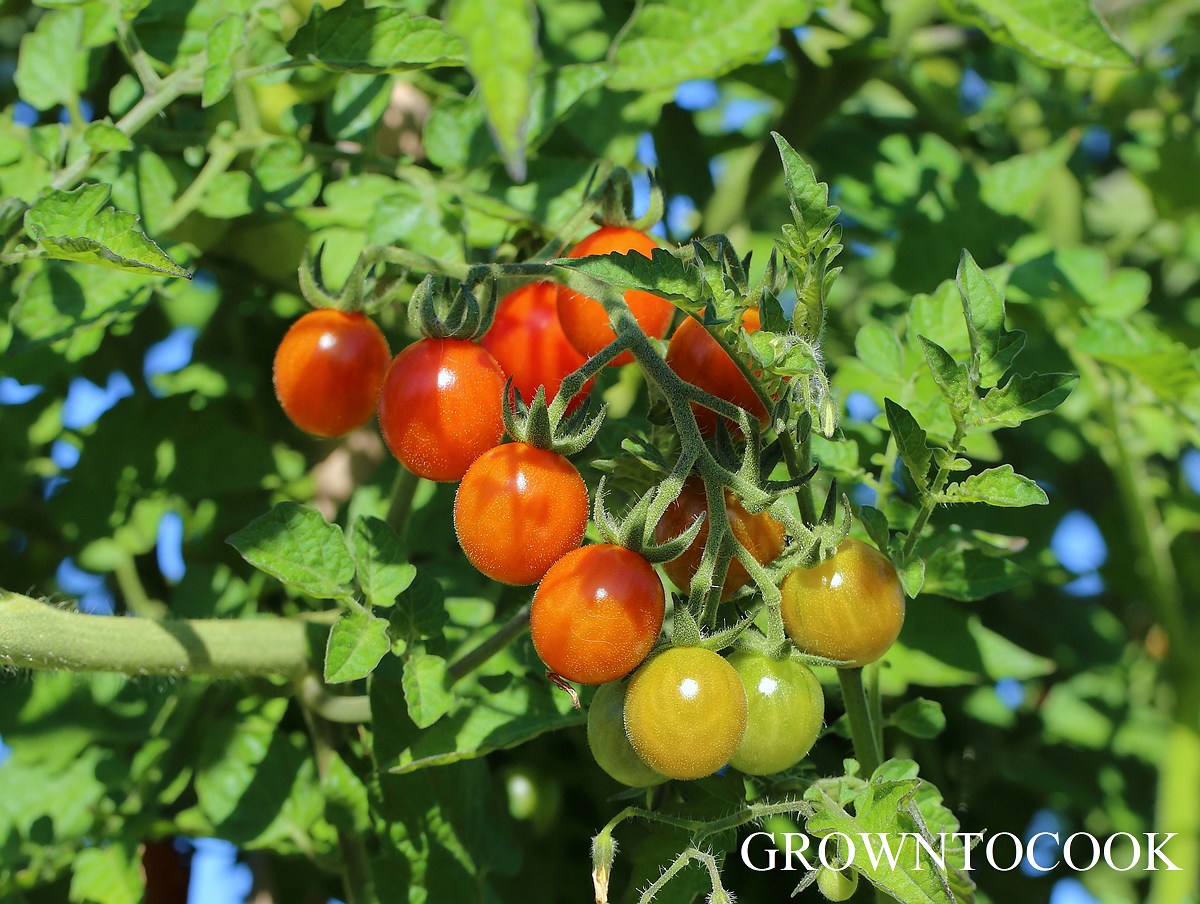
623 646 748 780
587 681 668 787
377 338 505 481
454 443 588 585
654 477 785 599
817 866 859 902
665 308 768 435
726 651 824 775
480 281 594 412
780 538 905 667
556 226 675 366
272 309 390 438
530 544 665 685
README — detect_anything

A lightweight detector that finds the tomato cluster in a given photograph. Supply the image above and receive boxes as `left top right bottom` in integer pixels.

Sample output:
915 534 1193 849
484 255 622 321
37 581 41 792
272 226 907 790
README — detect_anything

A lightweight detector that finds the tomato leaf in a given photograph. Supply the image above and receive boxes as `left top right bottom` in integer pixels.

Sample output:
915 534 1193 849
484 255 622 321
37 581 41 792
325 611 392 684
287 0 465 73
387 569 449 642
553 246 701 302
348 516 416 609
24 184 189 278
202 16 241 108
942 0 1133 69
971 372 1077 428
885 399 932 494
68 845 143 904
939 465 1047 507
918 336 973 422
321 751 370 833
402 653 453 728
887 699 947 740
227 502 355 600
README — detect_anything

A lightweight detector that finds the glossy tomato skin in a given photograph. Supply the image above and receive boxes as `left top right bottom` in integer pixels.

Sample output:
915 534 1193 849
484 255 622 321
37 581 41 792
726 651 824 775
480 282 594 412
273 309 391 438
378 338 505 482
655 477 785 599
454 443 588 585
780 538 906 667
556 226 675 366
665 309 768 435
623 646 748 780
587 681 668 787
530 544 665 685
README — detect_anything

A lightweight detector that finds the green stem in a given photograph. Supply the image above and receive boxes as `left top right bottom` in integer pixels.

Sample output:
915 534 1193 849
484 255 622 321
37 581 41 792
899 427 964 564
385 465 422 541
446 602 531 683
0 590 325 678
157 140 238 233
1149 680 1200 904
113 555 167 618
838 667 882 776
297 674 372 723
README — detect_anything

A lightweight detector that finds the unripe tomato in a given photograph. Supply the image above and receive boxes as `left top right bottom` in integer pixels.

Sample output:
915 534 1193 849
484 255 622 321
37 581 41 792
817 865 859 901
272 309 391 438
780 538 905 667
454 443 588 585
480 281 594 412
654 477 785 599
665 309 769 435
530 544 665 685
556 226 675 366
623 646 748 781
377 338 505 482
587 681 668 787
726 651 824 775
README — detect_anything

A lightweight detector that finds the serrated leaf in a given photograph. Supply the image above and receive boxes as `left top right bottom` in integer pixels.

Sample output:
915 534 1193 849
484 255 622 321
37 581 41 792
941 465 1047 507
919 336 973 419
972 372 1077 428
202 17 242 108
349 516 416 608
227 502 355 599
922 547 1029 601
287 0 465 73
402 653 452 728
388 569 449 641
447 0 538 182
859 506 891 554
553 246 699 301
897 555 925 598
610 0 806 91
82 120 131 152
325 611 392 683
888 699 947 740
885 399 932 493
956 251 1004 383
69 845 143 904
15 7 113 111
24 184 188 278
943 0 1133 69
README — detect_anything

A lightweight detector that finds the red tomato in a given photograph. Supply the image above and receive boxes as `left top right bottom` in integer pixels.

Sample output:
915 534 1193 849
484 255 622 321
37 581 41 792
530 544 665 685
481 282 594 412
377 338 505 482
654 477 785 599
556 226 675 366
665 308 768 435
454 443 589 585
272 309 391 438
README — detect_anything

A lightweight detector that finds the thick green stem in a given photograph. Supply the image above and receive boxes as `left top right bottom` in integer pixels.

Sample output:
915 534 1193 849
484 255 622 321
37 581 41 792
446 602 531 683
838 667 882 776
1149 680 1200 904
385 465 422 541
0 591 325 678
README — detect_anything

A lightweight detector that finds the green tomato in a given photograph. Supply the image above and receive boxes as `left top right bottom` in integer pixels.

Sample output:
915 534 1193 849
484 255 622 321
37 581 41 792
727 650 824 775
587 681 668 788
817 865 859 901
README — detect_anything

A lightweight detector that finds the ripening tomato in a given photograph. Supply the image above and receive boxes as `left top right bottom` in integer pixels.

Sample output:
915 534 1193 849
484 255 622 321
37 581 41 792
817 866 859 902
530 544 665 685
665 309 769 435
623 646 748 780
480 282 594 412
587 680 669 787
273 309 391 438
454 443 588 585
377 338 505 482
654 477 785 599
556 226 675 366
726 651 824 775
780 538 905 667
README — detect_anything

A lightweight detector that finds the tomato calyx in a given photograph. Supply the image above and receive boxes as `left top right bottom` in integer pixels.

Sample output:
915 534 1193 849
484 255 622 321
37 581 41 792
297 244 403 315
591 474 705 565
588 168 664 235
502 376 607 456
406 271 497 340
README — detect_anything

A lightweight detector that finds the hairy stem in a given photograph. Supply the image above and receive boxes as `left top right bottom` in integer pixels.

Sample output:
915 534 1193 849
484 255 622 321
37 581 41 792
838 667 882 776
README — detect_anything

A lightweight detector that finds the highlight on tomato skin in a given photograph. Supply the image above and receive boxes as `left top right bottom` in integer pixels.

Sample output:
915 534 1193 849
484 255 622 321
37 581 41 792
556 225 676 366
529 543 665 686
587 680 669 788
453 442 589 586
665 308 769 436
726 651 825 776
377 337 506 482
480 281 595 412
272 309 391 438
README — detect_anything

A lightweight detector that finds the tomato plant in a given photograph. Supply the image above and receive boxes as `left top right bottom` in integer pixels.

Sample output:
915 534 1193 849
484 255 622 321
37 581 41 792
377 338 506 482
726 650 824 775
780 537 906 667
480 281 594 411
272 309 391 438
529 544 665 685
665 309 769 435
586 680 668 788
654 476 786 599
623 646 748 781
556 226 675 365
454 442 588 585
